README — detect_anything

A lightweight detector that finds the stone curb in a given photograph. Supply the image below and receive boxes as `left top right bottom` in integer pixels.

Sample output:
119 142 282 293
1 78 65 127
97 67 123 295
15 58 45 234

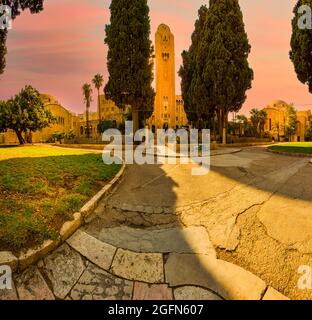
144 148 242 159
0 161 126 272
267 148 312 158
66 230 289 301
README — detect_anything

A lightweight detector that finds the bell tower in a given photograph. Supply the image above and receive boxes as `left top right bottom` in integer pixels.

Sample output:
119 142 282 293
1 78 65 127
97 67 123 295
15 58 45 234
154 24 176 129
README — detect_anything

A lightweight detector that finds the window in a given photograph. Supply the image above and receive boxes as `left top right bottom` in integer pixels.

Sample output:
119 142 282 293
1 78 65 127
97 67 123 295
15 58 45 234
162 52 169 60
269 119 272 131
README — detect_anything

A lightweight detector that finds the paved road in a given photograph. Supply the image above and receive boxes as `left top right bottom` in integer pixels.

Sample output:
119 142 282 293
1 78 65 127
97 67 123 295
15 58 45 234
87 146 312 300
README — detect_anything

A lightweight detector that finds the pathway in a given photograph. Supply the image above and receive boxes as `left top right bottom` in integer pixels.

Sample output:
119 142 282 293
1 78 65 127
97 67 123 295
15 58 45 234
3 146 312 300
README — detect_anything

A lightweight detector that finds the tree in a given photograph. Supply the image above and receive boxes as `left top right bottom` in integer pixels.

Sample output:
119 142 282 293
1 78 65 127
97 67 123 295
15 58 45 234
179 5 210 127
258 110 267 138
196 0 253 144
1 0 44 74
104 0 155 133
305 123 312 141
92 73 104 122
98 120 116 133
52 131 65 144
0 85 55 144
290 0 312 93
285 103 297 141
82 83 93 139
250 108 260 137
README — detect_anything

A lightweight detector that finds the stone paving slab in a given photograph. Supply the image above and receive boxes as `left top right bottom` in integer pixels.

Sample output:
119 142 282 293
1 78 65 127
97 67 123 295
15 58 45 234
262 287 290 300
0 252 18 272
174 286 222 300
70 263 133 300
165 254 266 300
97 226 216 257
40 244 86 299
110 249 164 283
15 266 54 300
0 281 18 300
133 282 173 300
67 230 116 271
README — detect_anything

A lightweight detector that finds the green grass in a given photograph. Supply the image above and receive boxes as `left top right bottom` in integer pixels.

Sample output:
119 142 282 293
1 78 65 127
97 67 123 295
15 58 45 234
0 145 121 252
268 142 312 154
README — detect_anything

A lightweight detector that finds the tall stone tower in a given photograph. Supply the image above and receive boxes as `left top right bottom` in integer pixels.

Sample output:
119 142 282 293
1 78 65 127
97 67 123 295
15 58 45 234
154 24 176 129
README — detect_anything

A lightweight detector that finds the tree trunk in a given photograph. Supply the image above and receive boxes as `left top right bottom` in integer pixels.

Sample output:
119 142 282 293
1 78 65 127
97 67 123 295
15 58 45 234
132 109 139 135
218 109 223 138
15 130 25 145
220 109 227 145
86 105 90 138
97 89 101 123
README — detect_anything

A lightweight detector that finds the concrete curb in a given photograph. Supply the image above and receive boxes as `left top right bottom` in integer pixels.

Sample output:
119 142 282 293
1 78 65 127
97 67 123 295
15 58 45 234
144 148 242 159
0 161 126 272
267 148 312 158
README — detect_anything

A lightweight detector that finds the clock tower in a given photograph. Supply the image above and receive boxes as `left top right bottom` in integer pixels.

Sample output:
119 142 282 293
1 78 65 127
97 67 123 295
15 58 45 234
154 24 176 129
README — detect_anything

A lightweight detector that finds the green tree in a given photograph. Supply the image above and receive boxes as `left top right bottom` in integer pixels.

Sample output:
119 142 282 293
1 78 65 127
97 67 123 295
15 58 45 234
104 0 155 133
237 114 248 134
305 123 312 141
92 73 104 122
98 120 116 133
290 0 312 92
258 110 267 138
1 0 44 74
250 108 260 137
179 5 210 127
0 85 55 144
198 0 253 144
82 83 93 139
285 103 297 141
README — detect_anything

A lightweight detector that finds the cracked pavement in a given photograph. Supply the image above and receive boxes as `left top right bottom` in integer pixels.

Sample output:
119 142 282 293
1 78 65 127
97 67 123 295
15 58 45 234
86 146 312 299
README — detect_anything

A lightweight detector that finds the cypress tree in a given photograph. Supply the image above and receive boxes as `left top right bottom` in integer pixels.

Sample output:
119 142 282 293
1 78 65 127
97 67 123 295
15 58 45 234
104 0 155 132
0 0 44 74
180 0 253 143
179 5 210 128
290 0 312 92
204 0 253 143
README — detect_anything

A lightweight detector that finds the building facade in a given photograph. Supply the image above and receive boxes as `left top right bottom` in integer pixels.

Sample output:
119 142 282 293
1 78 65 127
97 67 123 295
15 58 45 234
263 100 312 142
0 94 81 144
148 24 188 130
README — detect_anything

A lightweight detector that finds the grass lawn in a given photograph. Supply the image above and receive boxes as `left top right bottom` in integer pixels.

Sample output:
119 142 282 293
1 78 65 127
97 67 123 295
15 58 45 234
268 142 312 154
0 145 121 253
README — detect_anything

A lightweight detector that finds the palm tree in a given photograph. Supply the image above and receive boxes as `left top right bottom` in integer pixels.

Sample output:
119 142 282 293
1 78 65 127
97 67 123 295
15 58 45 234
92 74 104 122
82 83 93 138
258 110 267 138
237 115 248 136
250 108 260 137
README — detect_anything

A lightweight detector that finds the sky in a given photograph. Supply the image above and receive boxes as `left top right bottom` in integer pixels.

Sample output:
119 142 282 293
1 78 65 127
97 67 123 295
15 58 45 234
1 0 311 115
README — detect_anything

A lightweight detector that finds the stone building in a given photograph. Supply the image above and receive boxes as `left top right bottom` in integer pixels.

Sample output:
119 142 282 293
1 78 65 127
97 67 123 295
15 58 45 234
148 24 188 130
0 94 81 144
263 100 312 142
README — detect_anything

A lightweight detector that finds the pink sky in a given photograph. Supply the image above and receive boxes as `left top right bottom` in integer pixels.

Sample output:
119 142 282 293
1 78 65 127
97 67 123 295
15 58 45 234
1 0 311 115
